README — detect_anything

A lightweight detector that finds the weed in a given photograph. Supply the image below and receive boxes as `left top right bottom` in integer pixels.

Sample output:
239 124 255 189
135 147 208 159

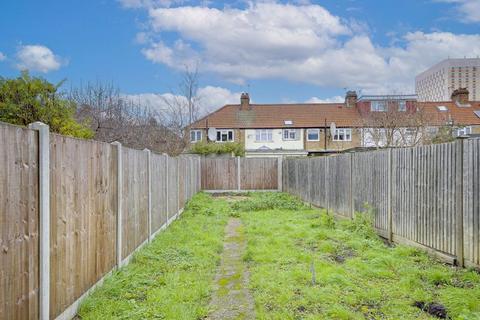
231 192 305 212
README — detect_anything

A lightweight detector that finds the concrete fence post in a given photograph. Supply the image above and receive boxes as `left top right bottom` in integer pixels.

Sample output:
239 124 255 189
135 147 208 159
237 156 241 191
28 122 50 320
144 149 152 242
387 148 393 242
455 137 466 267
111 141 123 267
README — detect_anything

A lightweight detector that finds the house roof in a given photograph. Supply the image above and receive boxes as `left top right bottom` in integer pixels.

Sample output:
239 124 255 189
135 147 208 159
191 103 363 129
190 101 480 129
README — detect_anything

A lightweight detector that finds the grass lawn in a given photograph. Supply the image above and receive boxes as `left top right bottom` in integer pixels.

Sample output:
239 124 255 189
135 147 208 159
78 192 480 320
239 193 480 319
78 192 231 319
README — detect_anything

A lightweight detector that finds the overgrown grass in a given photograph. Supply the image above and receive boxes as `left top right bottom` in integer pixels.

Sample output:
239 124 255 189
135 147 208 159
77 192 231 320
240 193 480 319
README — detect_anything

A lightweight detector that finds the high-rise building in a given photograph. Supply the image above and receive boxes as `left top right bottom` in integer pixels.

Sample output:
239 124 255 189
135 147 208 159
415 58 480 102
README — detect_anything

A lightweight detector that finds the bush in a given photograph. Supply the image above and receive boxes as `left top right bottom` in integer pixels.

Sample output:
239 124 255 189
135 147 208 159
0 71 93 138
231 192 305 212
190 141 245 156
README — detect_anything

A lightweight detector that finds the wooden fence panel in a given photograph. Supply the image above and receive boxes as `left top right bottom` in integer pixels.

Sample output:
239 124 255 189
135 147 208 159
240 158 278 190
464 139 480 266
167 157 179 218
178 157 186 209
50 134 117 318
327 155 351 218
121 147 148 259
0 124 39 320
309 157 327 208
353 150 389 232
201 158 237 190
151 153 168 232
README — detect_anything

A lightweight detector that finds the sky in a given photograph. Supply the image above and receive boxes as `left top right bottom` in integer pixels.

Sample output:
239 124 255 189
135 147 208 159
1 0 480 114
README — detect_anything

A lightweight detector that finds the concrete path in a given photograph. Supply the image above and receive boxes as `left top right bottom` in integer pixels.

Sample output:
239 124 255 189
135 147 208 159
207 218 255 320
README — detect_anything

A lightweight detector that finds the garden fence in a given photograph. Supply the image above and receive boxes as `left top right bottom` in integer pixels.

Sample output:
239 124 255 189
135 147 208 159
283 138 480 270
0 122 201 320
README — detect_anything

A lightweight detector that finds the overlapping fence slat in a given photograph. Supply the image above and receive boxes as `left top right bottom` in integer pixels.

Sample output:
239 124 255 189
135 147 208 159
0 122 202 320
283 138 480 269
201 157 238 190
0 125 39 320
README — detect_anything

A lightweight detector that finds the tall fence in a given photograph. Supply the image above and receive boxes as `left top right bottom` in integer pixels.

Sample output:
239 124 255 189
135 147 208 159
0 122 201 320
283 138 480 269
201 157 280 191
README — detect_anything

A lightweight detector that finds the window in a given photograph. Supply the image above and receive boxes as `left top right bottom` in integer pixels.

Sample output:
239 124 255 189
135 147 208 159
255 129 273 142
190 130 202 143
333 128 352 141
283 129 298 140
371 101 387 112
456 126 472 137
284 120 293 125
307 129 320 141
437 105 448 112
216 129 234 142
398 101 407 112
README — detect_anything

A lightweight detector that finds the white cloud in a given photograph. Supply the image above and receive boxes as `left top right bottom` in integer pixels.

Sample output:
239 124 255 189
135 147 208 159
0 52 6 61
124 85 241 117
132 2 480 93
439 0 480 23
16 45 64 73
306 96 344 103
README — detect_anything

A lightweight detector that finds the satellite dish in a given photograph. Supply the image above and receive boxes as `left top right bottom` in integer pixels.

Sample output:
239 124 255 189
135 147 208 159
330 122 336 134
207 127 217 141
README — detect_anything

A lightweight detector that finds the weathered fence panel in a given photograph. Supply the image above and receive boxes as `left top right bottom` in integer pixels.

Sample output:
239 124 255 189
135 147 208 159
49 135 118 318
201 157 238 190
0 124 39 320
283 138 480 268
240 158 278 190
464 139 480 267
121 148 148 260
151 153 168 233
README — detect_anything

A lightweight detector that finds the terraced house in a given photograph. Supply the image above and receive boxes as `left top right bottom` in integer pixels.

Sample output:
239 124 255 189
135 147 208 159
189 89 480 157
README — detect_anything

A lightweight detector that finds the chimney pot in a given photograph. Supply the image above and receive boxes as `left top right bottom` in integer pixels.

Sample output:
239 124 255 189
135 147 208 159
240 92 250 110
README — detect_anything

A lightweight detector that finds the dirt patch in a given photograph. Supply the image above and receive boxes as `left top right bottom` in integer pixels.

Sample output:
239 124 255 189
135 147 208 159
413 301 449 319
207 218 255 319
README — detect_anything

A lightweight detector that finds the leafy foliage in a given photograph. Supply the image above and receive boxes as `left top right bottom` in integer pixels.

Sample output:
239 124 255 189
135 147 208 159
190 141 245 156
0 71 93 138
231 192 305 212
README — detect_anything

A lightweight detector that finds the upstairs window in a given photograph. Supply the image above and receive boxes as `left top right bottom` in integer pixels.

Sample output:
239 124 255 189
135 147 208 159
456 126 472 137
190 130 202 143
333 128 352 141
307 129 320 141
398 101 407 112
216 129 234 142
371 101 387 112
283 129 298 141
255 129 273 142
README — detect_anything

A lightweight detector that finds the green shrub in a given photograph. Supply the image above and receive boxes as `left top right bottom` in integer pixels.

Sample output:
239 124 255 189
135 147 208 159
190 141 245 156
231 192 305 212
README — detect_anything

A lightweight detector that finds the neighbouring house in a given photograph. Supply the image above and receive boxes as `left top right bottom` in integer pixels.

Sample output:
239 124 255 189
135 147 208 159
189 89 480 157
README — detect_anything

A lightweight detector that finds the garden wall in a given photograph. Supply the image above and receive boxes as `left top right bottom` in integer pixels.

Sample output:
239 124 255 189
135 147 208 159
0 122 201 320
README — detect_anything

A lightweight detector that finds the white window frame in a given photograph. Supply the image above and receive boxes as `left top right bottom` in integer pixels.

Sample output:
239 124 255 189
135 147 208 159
283 129 298 141
398 101 407 112
306 129 320 141
333 128 352 141
456 126 472 137
216 129 234 142
190 130 202 143
255 129 273 142
371 101 387 112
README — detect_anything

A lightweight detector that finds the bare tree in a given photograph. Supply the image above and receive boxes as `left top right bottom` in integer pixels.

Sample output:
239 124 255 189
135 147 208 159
358 99 434 148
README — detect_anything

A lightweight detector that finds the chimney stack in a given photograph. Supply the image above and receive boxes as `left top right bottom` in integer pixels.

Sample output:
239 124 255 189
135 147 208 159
345 91 358 108
240 92 250 110
451 88 469 105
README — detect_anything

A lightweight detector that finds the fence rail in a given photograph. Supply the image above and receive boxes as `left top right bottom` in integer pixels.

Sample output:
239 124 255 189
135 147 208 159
283 138 480 269
201 156 279 191
0 122 201 320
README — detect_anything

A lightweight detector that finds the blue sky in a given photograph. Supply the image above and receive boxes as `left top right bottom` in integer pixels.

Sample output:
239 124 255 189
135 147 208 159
0 0 479 112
